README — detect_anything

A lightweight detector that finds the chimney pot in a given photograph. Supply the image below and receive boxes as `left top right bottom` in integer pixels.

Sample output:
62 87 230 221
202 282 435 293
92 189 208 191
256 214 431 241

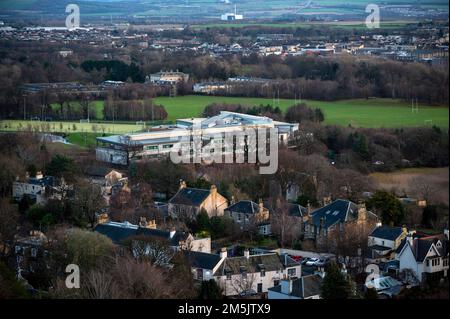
244 249 250 259
220 247 227 259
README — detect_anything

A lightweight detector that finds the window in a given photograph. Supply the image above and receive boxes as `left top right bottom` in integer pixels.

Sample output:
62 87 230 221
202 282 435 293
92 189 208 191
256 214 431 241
144 145 158 151
226 272 231 280
427 259 430 267
274 280 280 286
163 144 173 149
260 269 265 277
288 268 296 277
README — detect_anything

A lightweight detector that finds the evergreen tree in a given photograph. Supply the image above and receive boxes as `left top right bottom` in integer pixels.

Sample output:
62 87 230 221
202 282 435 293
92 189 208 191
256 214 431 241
321 262 352 299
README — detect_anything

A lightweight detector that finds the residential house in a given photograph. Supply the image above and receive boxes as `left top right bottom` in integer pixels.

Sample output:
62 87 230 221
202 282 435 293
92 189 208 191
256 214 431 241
184 250 225 281
168 181 228 220
268 274 323 299
396 233 449 283
214 249 301 296
85 166 127 197
368 226 408 260
224 200 270 234
12 172 65 204
147 70 189 85
303 199 379 244
94 218 211 253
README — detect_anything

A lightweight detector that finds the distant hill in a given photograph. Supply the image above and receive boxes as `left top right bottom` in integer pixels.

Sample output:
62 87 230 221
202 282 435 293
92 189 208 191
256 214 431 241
0 0 448 22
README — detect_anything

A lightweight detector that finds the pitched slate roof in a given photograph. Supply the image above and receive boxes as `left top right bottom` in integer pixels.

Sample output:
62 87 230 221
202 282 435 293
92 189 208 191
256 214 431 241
94 222 188 246
398 235 449 262
268 274 323 299
94 222 138 244
310 199 358 229
169 187 211 206
214 253 286 276
225 200 260 215
183 250 223 270
370 226 404 241
288 204 308 218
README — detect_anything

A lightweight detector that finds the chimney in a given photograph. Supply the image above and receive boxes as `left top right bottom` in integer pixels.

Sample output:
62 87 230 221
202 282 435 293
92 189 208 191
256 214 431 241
169 227 176 239
97 213 109 224
139 217 157 229
323 196 331 206
244 249 250 259
220 247 227 259
179 180 187 190
258 199 264 214
230 196 236 205
280 279 293 295
402 225 408 235
357 201 367 222
210 184 217 195
36 171 43 179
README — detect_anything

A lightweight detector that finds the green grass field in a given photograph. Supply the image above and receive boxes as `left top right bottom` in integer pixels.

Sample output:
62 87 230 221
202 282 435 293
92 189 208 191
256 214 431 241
0 120 146 135
5 97 449 134
153 96 448 128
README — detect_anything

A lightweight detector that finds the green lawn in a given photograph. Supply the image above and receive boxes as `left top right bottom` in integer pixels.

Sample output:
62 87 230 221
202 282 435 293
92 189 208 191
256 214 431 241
0 120 146 134
154 96 449 128
5 97 449 133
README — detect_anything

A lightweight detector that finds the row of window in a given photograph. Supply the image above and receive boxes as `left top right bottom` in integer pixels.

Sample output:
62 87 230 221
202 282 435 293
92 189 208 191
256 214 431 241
427 258 441 267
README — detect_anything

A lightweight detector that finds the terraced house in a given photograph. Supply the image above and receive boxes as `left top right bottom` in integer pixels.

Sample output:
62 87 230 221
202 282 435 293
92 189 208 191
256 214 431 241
214 249 301 296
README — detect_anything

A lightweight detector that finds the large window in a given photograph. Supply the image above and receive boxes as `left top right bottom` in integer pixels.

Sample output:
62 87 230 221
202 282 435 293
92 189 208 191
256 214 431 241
288 268 296 277
144 145 158 151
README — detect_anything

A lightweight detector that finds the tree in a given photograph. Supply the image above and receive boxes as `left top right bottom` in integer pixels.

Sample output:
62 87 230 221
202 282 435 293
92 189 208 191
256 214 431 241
45 154 77 181
131 236 175 267
71 181 106 228
0 199 19 256
196 208 211 233
366 191 404 226
321 262 352 299
65 228 114 272
198 279 223 299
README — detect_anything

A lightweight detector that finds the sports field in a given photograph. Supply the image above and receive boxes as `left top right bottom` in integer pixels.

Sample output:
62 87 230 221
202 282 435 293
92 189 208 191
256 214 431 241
6 96 449 132
153 96 448 128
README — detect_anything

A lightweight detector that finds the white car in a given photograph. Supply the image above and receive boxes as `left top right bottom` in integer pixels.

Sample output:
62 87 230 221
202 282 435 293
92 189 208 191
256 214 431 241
305 258 320 266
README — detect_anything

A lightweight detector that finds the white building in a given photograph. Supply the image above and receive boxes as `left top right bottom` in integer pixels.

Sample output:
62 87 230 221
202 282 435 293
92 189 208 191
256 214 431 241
96 111 299 165
396 233 449 283
221 5 243 21
214 249 301 296
12 172 55 204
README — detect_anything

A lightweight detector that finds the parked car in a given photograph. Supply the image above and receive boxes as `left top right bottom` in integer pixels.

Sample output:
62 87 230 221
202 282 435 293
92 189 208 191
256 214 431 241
301 257 311 265
315 258 330 267
305 258 320 266
239 289 257 297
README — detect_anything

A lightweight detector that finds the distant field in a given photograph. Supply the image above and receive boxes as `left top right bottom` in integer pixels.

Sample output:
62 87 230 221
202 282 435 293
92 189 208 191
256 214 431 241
0 120 145 135
153 96 448 128
191 20 416 30
8 96 449 130
371 167 449 205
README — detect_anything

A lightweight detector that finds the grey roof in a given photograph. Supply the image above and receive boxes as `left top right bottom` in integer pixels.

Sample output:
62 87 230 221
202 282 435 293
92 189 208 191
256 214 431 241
214 253 286 276
310 199 358 229
28 176 54 187
183 250 223 270
169 187 211 207
94 222 188 246
268 274 323 298
288 204 308 218
94 223 138 244
398 235 449 262
225 200 260 215
370 226 404 241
